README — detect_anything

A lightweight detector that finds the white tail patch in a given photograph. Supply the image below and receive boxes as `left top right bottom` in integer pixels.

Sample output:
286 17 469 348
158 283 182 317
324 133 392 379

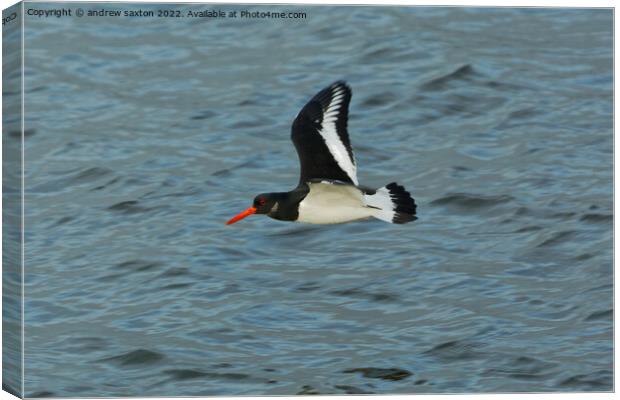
364 186 397 223
364 182 417 224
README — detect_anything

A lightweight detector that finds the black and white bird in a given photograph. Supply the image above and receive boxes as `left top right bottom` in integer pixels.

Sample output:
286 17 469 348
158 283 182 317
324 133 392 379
226 81 417 226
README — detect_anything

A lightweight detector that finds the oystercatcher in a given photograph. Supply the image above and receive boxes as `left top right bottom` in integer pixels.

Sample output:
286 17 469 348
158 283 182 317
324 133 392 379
226 81 417 225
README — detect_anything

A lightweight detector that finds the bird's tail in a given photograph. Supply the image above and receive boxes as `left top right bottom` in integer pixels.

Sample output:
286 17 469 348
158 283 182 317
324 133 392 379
364 182 417 224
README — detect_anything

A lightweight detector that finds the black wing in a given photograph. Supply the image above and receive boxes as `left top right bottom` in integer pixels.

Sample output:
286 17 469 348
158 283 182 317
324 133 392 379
290 81 358 185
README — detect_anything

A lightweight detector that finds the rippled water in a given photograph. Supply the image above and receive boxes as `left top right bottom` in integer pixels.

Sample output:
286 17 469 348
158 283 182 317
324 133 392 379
10 4 613 396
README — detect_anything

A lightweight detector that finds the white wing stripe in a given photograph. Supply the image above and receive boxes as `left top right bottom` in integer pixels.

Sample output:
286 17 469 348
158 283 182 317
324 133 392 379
318 86 358 185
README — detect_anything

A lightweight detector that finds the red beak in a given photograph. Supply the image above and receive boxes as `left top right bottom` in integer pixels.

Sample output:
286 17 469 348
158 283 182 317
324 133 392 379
226 207 257 225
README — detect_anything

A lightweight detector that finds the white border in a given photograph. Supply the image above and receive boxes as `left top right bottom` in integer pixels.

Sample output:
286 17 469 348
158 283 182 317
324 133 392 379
0 1 615 400
20 1 25 397
4 0 618 7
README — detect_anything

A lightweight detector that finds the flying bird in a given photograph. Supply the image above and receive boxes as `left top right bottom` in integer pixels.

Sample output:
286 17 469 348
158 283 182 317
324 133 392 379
226 81 417 225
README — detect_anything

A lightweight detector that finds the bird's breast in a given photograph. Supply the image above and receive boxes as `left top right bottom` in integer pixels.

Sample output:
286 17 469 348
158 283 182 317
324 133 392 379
296 181 373 224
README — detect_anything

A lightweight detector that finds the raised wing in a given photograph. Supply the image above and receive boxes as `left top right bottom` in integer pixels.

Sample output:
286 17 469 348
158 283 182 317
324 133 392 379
290 81 358 185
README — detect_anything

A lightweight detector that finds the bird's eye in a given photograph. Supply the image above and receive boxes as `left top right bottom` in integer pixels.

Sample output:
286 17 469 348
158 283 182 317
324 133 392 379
257 198 266 206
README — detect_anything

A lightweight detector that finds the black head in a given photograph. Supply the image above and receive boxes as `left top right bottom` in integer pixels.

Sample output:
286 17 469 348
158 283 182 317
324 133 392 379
252 193 278 215
226 193 279 225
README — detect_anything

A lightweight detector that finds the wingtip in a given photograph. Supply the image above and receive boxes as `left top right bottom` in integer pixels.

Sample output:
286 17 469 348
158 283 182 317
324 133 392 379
331 80 351 91
327 80 352 102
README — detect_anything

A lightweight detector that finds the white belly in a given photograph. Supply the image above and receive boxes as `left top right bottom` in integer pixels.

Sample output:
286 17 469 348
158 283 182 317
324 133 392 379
296 182 374 224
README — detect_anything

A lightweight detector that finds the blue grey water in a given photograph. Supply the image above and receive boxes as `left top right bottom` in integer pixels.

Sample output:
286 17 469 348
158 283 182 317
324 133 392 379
13 4 612 396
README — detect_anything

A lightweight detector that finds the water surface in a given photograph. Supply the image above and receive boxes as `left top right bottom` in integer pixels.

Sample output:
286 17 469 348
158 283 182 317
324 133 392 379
15 4 613 396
